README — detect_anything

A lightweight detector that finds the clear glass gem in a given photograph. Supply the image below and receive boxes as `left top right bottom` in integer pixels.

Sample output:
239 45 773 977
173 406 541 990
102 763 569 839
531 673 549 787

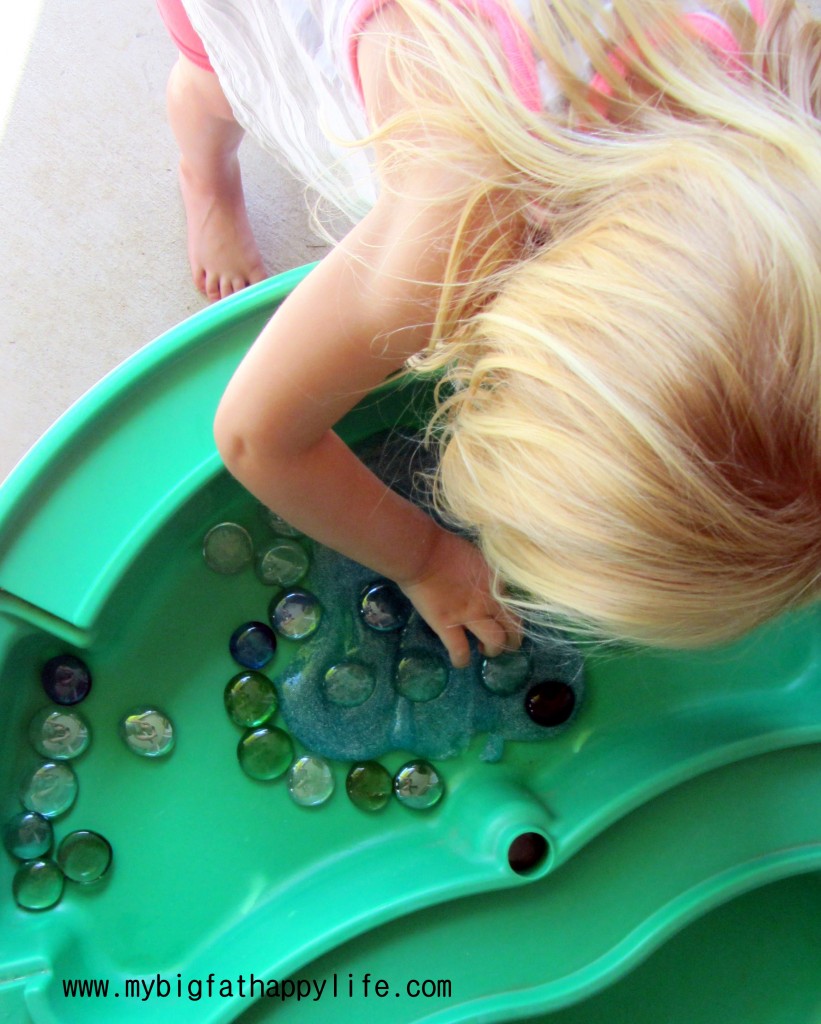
287 756 334 807
255 539 310 587
323 663 376 708
120 707 175 758
346 762 392 812
3 811 53 860
20 761 78 818
237 726 293 780
395 653 448 702
13 859 64 912
481 649 532 695
41 654 92 706
202 522 253 574
229 621 277 669
270 591 321 640
28 707 90 760
224 671 278 727
56 830 113 884
359 582 411 632
393 760 444 810
263 508 303 538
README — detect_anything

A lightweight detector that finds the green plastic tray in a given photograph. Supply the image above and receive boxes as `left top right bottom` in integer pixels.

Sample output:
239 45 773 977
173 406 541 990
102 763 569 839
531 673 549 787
1 266 820 1024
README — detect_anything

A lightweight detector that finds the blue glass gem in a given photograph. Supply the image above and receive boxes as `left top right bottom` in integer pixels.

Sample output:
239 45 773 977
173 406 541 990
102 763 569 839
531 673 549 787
13 859 64 912
395 653 448 702
360 582 411 632
20 761 79 818
28 707 90 760
3 811 53 860
524 681 576 727
229 621 277 669
481 649 532 696
270 591 321 641
393 760 444 810
120 707 175 758
255 539 310 587
41 654 92 706
202 522 253 574
323 663 376 708
287 756 334 807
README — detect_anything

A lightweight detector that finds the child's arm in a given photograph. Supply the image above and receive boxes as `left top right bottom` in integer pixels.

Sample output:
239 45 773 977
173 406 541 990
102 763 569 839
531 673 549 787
213 5 522 667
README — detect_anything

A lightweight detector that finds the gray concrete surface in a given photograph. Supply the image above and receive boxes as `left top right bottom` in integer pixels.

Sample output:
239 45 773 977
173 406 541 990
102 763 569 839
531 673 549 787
0 0 328 484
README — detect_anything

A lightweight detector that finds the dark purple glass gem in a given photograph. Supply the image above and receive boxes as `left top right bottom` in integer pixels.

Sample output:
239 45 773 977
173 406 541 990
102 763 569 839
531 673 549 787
229 622 277 670
360 582 412 633
524 681 575 728
41 655 92 706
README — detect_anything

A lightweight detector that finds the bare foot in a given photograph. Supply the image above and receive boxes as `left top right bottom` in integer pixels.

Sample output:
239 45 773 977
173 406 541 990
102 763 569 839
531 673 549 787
179 157 268 303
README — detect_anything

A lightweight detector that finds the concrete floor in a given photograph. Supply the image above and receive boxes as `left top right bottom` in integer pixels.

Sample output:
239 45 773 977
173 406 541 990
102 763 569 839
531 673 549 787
0 0 328 484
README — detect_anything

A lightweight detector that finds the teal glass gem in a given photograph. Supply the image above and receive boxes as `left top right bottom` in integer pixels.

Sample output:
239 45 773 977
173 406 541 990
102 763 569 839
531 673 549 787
203 522 253 574
229 621 277 669
13 859 65 912
393 760 444 810
481 649 532 696
120 707 175 758
224 671 278 727
3 811 53 860
270 590 322 640
20 761 78 818
287 756 334 807
41 654 92 706
395 653 448 702
323 663 376 708
255 539 310 587
28 707 90 760
346 762 392 812
360 581 411 632
263 508 302 538
238 726 293 780
56 830 113 884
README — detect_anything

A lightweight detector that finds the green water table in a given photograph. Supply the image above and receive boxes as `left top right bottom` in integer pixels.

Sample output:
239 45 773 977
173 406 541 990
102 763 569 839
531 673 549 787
1 265 820 1024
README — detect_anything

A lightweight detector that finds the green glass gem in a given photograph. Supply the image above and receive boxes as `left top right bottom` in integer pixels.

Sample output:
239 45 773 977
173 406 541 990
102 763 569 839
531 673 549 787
255 539 310 587
20 761 78 818
481 649 532 695
28 707 90 760
56 830 113 884
120 707 175 758
287 756 334 807
224 671 278 727
238 726 293 780
323 663 376 708
346 762 393 812
395 653 448 702
393 760 444 810
13 859 65 911
203 522 253 574
3 811 53 860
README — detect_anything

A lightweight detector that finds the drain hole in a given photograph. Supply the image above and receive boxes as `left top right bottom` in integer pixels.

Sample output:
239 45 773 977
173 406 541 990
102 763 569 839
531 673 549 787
507 832 549 875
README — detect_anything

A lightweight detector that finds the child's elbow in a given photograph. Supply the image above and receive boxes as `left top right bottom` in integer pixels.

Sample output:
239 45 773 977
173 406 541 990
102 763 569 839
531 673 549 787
213 397 254 483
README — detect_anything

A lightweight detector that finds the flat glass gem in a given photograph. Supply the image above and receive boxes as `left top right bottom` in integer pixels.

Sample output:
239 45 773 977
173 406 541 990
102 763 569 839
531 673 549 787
41 654 92 706
346 762 392 812
524 681 576 727
229 621 277 669
202 522 253 574
28 707 90 760
120 707 175 757
264 508 302 538
323 663 376 708
20 761 78 818
360 582 411 632
287 756 334 807
393 760 444 810
3 811 53 860
238 726 293 780
481 649 532 696
255 539 310 587
270 591 321 640
395 654 448 702
56 831 113 884
13 859 64 912
224 671 278 727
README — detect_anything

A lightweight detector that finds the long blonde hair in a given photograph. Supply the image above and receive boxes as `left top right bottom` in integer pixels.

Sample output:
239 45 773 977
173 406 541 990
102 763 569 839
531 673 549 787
368 0 821 647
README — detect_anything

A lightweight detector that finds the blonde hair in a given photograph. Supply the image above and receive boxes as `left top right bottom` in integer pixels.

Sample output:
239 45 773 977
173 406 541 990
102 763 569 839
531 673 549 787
369 0 821 647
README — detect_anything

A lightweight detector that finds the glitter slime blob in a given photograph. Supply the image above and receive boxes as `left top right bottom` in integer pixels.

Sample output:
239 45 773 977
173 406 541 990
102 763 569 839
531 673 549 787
224 671 278 727
56 830 113 884
120 708 175 758
13 859 65 911
41 654 92 706
287 756 334 807
28 707 90 760
202 522 253 574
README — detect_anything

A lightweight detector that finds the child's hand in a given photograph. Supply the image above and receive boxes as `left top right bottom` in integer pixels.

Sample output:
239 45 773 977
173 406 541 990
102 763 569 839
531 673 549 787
400 527 522 669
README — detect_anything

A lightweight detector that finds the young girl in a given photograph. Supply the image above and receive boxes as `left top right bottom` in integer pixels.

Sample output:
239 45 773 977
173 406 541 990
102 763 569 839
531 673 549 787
161 0 821 667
